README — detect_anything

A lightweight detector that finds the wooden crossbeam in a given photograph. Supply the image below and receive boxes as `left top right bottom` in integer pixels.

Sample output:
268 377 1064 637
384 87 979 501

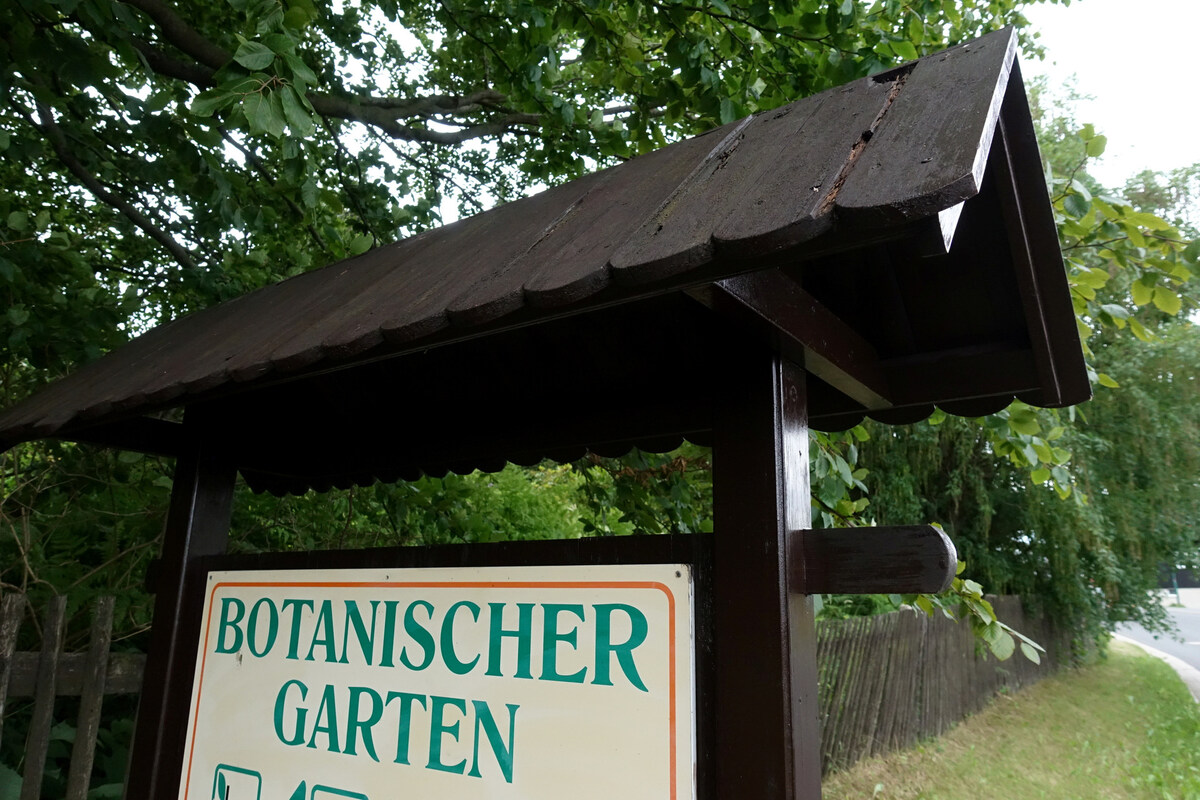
713 272 893 410
793 525 957 595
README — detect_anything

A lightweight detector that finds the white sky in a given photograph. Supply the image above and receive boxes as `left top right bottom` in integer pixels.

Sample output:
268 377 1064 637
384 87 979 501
1021 0 1200 189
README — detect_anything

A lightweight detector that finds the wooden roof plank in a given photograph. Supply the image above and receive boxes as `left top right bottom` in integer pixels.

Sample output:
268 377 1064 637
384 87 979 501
709 76 895 256
442 171 605 326
265 224 460 371
520 130 724 306
0 29 1089 474
834 27 1018 225
603 79 894 282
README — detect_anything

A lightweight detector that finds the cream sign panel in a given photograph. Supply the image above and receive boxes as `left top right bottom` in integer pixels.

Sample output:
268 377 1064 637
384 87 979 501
179 565 695 800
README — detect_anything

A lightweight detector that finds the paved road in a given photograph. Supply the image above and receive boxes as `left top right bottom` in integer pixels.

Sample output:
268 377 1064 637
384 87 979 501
1117 603 1200 671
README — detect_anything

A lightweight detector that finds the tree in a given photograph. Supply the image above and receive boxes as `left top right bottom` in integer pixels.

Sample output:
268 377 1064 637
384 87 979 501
1 0 1053 594
2 0 1196 659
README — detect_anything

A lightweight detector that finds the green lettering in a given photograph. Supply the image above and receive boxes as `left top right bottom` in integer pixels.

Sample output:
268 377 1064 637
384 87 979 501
440 601 480 675
273 679 308 746
427 695 467 775
305 600 338 663
307 683 341 753
540 603 586 683
380 600 400 668
345 686 384 761
486 602 534 679
247 597 278 658
214 597 245 654
468 701 518 784
593 603 649 692
400 601 435 671
385 691 427 765
281 598 314 660
339 600 380 665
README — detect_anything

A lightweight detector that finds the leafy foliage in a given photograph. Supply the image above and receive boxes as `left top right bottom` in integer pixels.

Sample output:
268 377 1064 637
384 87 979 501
0 0 1196 734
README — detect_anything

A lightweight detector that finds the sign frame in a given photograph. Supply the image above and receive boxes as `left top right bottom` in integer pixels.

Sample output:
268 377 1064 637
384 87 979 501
175 534 715 798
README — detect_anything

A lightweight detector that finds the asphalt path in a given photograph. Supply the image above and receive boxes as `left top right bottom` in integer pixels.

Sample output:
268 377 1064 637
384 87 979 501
1117 605 1200 672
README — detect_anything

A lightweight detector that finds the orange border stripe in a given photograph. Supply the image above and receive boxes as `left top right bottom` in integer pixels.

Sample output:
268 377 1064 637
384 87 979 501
183 578 684 800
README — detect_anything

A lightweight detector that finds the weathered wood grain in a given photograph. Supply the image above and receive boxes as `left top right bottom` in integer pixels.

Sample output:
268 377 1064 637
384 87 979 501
521 129 725 305
714 272 892 409
795 525 957 595
0 594 25 751
5 651 145 697
65 597 114 800
21 595 66 800
0 28 1089 502
835 27 1018 225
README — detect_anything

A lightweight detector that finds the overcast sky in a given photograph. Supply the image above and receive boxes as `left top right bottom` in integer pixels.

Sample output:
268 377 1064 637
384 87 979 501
1021 0 1199 189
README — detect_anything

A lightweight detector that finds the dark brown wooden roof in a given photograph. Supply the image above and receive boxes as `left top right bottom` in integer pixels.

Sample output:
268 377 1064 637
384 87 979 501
0 28 1089 494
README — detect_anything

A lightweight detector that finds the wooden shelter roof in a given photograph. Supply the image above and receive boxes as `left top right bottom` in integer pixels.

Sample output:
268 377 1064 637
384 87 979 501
0 28 1089 495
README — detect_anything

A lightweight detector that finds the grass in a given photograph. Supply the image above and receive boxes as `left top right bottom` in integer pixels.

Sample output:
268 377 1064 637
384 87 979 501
822 641 1200 800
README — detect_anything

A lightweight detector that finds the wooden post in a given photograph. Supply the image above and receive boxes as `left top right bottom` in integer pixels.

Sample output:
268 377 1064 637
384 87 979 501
124 424 236 799
712 346 820 799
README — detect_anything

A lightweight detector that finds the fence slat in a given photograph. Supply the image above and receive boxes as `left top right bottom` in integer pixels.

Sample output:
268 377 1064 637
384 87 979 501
0 594 26 752
21 594 67 800
66 596 115 800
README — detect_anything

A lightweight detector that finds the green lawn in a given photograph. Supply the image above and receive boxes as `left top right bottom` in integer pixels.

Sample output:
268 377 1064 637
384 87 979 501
822 641 1200 800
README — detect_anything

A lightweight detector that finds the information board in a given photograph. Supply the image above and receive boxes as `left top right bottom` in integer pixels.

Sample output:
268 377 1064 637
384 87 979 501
178 564 695 800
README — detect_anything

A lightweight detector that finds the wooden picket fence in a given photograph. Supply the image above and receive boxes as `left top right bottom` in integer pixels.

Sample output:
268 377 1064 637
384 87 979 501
0 592 1064 793
0 594 145 799
815 595 1070 774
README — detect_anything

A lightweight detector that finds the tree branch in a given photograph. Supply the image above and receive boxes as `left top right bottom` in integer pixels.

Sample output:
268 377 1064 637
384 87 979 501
129 37 217 86
120 0 230 69
217 128 328 252
122 18 540 144
26 98 199 271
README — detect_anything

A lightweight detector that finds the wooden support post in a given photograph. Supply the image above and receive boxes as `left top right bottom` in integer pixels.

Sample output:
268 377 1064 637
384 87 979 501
124 426 236 799
713 347 820 800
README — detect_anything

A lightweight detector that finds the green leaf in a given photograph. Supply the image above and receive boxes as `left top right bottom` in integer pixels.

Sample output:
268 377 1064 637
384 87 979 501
1152 287 1182 315
5 211 28 232
1128 317 1154 343
1130 279 1153 306
283 54 318 89
190 88 232 117
281 86 315 136
7 306 29 326
1019 642 1041 664
1072 266 1109 289
242 92 266 134
283 6 312 30
234 40 276 70
1008 410 1040 436
1096 373 1119 388
988 628 1015 660
719 97 736 125
348 233 374 255
892 40 918 61
1085 133 1107 157
1031 467 1051 484
265 91 287 137
1062 192 1091 219
1123 210 1171 231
